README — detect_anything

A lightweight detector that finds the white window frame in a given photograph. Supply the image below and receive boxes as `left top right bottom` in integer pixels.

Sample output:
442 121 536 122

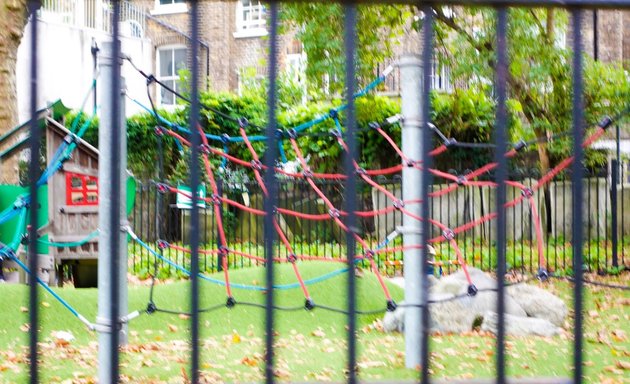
151 0 187 16
156 45 187 107
233 0 267 39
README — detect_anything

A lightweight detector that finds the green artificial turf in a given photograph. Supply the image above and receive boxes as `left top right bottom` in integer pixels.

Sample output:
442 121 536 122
0 263 628 383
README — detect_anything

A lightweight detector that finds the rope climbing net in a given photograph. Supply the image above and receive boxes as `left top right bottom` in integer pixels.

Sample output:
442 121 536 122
0 63 627 329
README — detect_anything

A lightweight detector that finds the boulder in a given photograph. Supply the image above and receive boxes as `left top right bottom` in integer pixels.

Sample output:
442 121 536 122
383 267 567 336
481 311 560 337
507 283 568 326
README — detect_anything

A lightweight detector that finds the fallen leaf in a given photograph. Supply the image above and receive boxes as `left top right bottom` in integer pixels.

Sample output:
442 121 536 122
178 314 190 320
615 360 630 370
41 302 50 308
311 328 325 338
241 356 258 367
232 331 241 344
20 323 30 332
167 324 178 333
611 330 627 342
20 307 28 313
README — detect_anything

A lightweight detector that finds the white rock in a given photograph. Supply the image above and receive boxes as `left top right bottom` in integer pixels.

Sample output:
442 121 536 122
507 283 568 326
481 311 560 337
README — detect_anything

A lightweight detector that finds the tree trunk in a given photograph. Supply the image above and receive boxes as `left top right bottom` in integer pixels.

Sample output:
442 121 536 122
0 0 29 184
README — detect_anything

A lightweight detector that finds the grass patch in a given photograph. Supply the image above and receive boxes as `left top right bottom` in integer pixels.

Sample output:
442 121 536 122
0 263 628 383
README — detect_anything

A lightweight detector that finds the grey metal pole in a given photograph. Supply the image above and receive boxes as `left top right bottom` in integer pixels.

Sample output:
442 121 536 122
399 54 424 369
96 40 128 384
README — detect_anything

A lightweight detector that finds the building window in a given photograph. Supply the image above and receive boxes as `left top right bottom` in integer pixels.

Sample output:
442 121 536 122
156 46 187 106
234 0 266 38
66 173 99 206
151 0 187 15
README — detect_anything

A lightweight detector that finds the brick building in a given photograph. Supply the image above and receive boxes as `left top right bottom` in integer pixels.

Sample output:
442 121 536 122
130 0 303 106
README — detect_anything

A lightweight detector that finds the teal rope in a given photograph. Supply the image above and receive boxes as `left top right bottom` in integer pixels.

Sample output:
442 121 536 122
37 230 100 248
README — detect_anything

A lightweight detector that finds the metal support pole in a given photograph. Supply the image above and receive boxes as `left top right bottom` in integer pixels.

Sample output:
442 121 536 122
399 54 424 369
611 159 619 268
97 40 128 384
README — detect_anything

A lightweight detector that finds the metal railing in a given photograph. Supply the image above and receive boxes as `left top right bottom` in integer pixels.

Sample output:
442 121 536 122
39 0 145 38
19 1 630 384
130 167 627 278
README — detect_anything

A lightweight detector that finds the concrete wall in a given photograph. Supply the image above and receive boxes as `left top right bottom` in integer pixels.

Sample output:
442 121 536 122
16 17 153 123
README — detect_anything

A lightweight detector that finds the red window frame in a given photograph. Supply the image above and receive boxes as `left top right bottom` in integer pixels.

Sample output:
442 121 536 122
65 172 99 206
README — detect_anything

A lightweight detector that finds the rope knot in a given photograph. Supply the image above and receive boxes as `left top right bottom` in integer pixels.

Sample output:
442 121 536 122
521 187 534 198
328 208 341 219
199 144 211 155
328 109 339 119
250 159 263 171
513 139 527 152
393 200 405 210
218 245 229 255
364 249 375 260
237 117 249 128
157 239 170 250
210 194 221 205
154 125 166 136
287 253 298 263
155 183 169 194
456 175 467 185
302 169 313 178
356 167 367 176
368 121 380 130
598 116 613 130
445 138 457 148
220 133 231 144
442 228 455 241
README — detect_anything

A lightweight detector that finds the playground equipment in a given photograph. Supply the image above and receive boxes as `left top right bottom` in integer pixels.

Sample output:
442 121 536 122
0 99 135 287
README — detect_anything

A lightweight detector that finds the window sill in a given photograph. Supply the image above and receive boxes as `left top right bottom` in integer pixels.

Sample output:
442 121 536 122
233 28 268 39
150 3 188 16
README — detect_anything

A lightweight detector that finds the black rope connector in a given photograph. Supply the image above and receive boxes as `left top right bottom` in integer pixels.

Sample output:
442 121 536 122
467 284 478 296
386 300 397 312
393 199 405 210
275 128 285 139
199 143 211 155
154 125 166 136
442 228 455 241
598 116 613 130
210 193 221 205
155 183 169 194
304 298 315 311
537 267 549 282
368 121 380 130
220 133 231 144
521 187 534 198
456 175 467 185
146 302 157 314
20 233 29 245
287 253 297 263
364 249 375 261
287 128 298 139
356 167 367 176
445 138 457 148
329 109 339 119
406 159 416 168
226 297 236 308
157 239 170 250
250 159 263 171
513 139 527 152
328 208 341 219
146 74 157 85
237 117 249 128
302 169 313 178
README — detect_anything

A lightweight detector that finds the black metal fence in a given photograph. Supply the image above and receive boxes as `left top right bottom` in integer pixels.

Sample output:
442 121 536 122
131 166 628 278
20 1 630 384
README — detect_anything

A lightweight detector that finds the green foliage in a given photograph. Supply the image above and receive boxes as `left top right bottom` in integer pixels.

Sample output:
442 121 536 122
281 3 412 94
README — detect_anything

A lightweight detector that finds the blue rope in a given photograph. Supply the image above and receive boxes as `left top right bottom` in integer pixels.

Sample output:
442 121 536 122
38 230 100 248
4 252 81 319
278 141 287 163
132 235 353 291
127 71 387 144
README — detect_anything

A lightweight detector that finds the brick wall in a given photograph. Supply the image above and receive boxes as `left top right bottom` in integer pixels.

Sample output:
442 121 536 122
130 0 295 95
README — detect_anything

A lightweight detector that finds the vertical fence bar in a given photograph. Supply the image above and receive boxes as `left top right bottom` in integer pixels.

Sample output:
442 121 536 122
495 7 508 384
188 0 201 381
343 4 358 382
263 2 279 382
27 1 40 382
571 8 585 384
611 159 618 268
420 5 434 383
